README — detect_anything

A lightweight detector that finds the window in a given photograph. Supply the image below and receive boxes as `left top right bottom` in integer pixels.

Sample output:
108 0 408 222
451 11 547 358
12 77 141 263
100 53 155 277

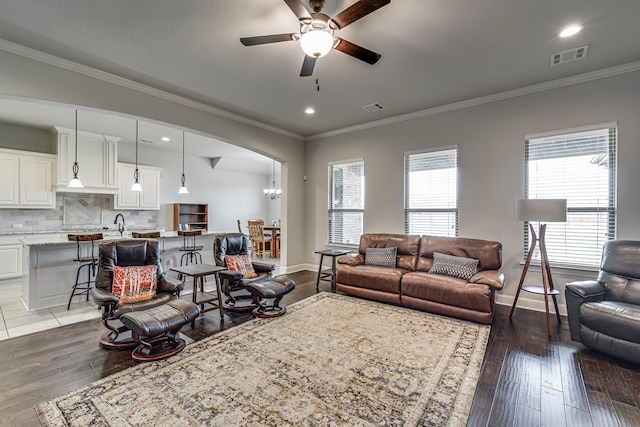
404 147 458 237
328 159 364 245
524 123 617 268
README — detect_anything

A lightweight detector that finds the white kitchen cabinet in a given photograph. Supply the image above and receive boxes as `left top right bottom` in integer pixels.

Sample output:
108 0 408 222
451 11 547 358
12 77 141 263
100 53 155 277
52 126 120 194
0 244 22 281
0 149 55 209
114 163 161 210
0 152 19 206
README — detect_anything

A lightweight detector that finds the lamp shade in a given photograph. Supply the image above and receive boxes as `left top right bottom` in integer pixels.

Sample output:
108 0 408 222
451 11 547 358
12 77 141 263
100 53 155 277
515 199 567 222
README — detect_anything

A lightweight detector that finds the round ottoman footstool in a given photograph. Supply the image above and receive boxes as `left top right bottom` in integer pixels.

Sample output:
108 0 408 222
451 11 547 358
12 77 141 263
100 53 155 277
244 275 296 318
120 299 200 362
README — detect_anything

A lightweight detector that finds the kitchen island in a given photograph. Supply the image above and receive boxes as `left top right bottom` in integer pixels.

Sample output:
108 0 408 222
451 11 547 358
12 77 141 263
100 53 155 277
20 231 217 311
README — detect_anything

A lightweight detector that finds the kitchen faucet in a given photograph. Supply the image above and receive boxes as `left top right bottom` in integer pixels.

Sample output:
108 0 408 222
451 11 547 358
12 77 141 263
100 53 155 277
114 213 126 237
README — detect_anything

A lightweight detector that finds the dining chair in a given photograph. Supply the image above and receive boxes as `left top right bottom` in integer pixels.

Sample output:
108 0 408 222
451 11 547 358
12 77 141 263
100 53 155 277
247 219 271 258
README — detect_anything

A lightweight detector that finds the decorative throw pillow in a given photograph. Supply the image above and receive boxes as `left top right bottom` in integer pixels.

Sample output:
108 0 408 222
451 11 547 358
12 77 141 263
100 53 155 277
429 252 479 280
225 254 258 279
365 247 397 267
112 265 158 303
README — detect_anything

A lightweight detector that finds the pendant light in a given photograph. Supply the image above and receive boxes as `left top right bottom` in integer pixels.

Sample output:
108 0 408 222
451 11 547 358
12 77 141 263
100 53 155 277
178 131 189 194
67 110 83 188
130 120 143 192
263 160 281 199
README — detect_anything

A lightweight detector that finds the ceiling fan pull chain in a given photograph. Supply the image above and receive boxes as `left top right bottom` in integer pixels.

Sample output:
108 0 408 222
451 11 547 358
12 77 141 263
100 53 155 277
316 61 320 92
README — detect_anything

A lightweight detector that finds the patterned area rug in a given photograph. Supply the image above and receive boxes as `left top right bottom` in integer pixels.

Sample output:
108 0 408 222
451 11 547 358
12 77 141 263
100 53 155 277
36 292 490 426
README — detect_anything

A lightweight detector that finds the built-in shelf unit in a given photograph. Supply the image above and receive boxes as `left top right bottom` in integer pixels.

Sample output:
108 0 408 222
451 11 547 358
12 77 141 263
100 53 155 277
173 203 208 231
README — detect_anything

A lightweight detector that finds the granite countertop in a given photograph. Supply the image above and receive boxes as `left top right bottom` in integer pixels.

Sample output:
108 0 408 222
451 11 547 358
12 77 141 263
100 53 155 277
19 230 217 246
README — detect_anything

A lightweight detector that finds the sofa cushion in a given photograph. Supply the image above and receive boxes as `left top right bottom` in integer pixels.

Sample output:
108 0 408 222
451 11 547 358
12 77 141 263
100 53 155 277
365 247 397 267
402 272 493 313
358 234 420 271
337 264 406 294
429 252 479 280
416 235 501 272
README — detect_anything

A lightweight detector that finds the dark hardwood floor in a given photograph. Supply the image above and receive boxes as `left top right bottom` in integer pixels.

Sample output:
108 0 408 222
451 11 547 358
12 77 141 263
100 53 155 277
1 270 639 426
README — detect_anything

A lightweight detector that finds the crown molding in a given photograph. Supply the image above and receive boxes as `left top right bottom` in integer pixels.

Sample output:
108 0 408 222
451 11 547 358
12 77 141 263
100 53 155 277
306 60 640 141
0 38 304 141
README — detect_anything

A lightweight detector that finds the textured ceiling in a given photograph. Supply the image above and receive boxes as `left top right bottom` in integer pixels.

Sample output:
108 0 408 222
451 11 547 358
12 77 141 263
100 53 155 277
1 0 639 137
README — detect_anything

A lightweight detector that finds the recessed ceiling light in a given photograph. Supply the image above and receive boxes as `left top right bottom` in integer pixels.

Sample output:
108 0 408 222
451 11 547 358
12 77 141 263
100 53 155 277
305 107 316 114
558 24 583 38
161 136 170 142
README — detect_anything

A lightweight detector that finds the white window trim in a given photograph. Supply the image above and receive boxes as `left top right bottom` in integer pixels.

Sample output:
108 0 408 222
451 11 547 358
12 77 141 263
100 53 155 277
404 146 459 237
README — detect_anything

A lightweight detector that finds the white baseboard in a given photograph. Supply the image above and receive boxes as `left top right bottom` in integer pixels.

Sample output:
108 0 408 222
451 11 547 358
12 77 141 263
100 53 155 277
496 293 567 317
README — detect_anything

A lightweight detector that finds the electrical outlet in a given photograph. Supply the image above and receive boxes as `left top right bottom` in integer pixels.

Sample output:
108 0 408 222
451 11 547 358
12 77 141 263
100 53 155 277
12 223 23 229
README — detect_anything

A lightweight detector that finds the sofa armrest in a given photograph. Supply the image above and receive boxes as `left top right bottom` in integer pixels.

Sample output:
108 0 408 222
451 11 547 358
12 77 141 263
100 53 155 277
159 274 184 295
565 280 606 299
469 270 505 291
565 280 606 342
338 254 363 266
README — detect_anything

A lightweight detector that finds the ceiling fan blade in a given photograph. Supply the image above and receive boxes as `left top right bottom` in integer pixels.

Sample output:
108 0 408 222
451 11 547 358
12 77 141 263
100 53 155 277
284 0 312 21
334 38 381 65
332 0 390 29
240 34 298 46
300 55 317 76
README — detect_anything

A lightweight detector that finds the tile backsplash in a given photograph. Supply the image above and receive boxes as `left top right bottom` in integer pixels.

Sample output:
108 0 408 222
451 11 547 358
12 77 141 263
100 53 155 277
0 194 157 234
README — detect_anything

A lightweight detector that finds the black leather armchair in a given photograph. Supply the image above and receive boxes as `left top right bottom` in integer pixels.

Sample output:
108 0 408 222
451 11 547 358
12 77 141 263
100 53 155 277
214 233 275 310
565 240 640 364
91 239 183 349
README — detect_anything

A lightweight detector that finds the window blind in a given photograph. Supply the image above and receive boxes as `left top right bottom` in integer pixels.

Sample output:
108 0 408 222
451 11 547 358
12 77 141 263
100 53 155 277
328 159 364 245
404 148 458 237
524 126 617 267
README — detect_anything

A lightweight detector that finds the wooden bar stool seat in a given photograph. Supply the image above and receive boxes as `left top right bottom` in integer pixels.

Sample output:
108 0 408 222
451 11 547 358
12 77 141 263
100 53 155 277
67 232 103 310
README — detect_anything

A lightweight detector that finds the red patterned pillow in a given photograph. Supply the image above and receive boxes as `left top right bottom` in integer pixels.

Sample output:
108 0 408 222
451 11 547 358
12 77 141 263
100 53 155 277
112 265 157 303
225 254 257 279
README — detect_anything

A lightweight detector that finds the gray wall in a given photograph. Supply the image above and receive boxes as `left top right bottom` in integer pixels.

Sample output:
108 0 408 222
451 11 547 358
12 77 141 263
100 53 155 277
305 70 640 313
0 121 53 153
0 48 303 270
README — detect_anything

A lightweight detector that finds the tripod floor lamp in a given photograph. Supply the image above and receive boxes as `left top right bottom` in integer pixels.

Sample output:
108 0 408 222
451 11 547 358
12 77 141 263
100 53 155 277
509 198 567 337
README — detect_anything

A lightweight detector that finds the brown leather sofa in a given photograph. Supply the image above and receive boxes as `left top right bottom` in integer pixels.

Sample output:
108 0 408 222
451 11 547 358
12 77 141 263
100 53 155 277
336 234 505 324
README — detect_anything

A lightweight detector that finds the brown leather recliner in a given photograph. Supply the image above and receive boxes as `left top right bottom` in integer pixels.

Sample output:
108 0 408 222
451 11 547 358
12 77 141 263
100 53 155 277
91 239 184 349
214 233 275 310
565 240 640 364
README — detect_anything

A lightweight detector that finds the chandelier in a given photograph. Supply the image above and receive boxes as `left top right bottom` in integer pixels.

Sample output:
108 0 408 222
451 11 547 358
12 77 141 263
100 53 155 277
263 160 281 199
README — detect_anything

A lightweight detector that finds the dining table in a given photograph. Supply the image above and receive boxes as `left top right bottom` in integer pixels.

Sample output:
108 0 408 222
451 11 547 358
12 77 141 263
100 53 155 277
263 225 280 258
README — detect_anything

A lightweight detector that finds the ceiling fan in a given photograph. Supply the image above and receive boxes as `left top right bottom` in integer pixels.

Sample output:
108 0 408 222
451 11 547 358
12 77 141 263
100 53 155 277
240 0 390 76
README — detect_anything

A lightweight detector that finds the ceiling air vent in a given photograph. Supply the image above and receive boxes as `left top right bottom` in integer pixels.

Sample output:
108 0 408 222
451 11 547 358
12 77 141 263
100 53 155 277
362 103 385 112
550 45 589 66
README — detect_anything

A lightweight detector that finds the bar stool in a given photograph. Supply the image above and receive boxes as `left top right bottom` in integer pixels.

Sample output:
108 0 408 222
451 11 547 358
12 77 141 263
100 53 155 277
67 233 103 310
178 230 203 265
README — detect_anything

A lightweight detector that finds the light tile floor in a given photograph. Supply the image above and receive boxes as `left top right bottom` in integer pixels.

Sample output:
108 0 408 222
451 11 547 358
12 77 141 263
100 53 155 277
0 280 101 342
0 256 281 342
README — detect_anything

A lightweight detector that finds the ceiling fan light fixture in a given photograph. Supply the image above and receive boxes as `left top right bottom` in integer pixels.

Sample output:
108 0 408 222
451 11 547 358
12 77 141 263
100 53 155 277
300 29 333 58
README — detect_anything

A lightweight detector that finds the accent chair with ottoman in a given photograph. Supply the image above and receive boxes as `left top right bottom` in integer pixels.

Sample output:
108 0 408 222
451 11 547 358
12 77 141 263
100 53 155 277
214 232 295 317
565 240 640 365
91 239 194 358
